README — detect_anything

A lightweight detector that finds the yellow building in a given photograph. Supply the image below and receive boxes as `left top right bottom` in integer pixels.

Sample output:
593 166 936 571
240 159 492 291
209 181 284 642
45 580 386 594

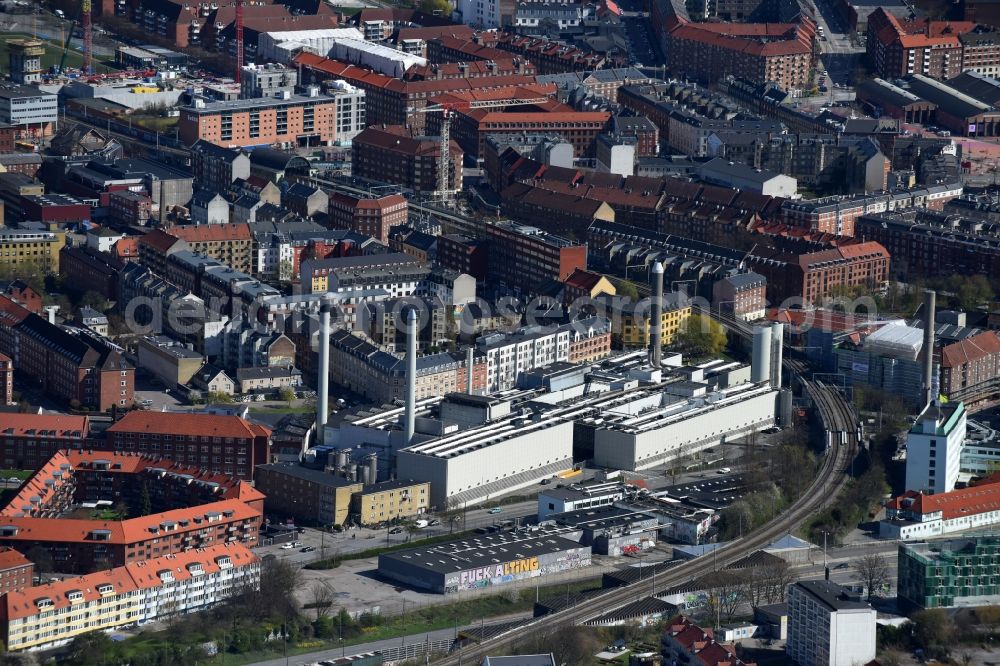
595 295 692 348
352 480 431 526
0 229 65 274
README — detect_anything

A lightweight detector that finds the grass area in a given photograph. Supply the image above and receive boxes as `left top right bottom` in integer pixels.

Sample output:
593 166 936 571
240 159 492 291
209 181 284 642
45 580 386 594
0 469 32 480
130 116 178 133
0 32 101 73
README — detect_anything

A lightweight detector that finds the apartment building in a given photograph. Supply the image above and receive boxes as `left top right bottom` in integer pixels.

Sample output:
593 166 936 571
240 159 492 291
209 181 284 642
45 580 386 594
108 190 153 227
190 140 251 193
328 192 408 244
0 297 133 411
256 463 362 526
178 92 340 149
939 331 1000 408
352 125 463 194
898 537 1000 609
2 544 259 652
786 581 877 666
593 294 692 348
0 84 58 138
299 252 428 297
165 223 254 275
0 414 91 470
0 229 65 275
0 549 33 597
867 9 982 80
104 411 272 480
483 221 587 293
665 19 815 91
351 480 431 525
437 233 489 281
59 245 120 300
905 401 967 495
713 272 767 322
0 351 12 405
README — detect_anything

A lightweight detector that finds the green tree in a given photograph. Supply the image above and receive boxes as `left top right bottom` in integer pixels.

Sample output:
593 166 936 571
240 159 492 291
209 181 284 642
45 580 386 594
67 631 122 666
616 279 639 301
955 274 994 312
79 290 109 313
206 391 234 404
912 608 955 652
278 386 296 404
418 0 451 13
140 481 152 517
676 314 727 357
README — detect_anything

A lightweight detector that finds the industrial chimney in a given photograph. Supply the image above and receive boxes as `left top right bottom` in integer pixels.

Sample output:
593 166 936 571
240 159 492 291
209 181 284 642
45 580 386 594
650 262 664 368
316 294 334 445
923 290 936 405
751 325 772 384
404 306 417 443
769 322 784 389
466 345 474 394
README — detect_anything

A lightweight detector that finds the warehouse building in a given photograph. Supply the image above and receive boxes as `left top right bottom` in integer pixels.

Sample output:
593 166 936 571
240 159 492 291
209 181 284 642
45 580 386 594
378 529 591 594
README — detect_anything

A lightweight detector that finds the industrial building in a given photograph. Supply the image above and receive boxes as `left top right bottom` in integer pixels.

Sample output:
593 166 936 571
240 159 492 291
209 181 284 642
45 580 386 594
378 529 592 594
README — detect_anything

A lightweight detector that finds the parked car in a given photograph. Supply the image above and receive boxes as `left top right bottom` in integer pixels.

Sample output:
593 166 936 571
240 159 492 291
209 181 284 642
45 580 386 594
717 467 732 474
428 519 440 526
488 507 503 514
301 546 315 553
280 543 294 550
389 527 404 534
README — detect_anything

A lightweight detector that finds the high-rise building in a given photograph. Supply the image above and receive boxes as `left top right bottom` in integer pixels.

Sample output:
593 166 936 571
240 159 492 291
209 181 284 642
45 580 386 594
904 401 967 494
787 581 876 666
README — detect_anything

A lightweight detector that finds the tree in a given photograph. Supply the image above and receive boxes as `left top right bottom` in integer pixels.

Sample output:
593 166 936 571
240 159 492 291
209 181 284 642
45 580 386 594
278 386 296 405
912 608 955 651
742 559 796 607
206 391 234 404
955 274 994 312
25 546 52 578
418 0 451 13
704 571 747 625
67 631 122 666
140 481 152 517
852 553 890 602
676 314 727 357
309 581 336 621
616 279 639 301
79 290 109 313
254 556 302 620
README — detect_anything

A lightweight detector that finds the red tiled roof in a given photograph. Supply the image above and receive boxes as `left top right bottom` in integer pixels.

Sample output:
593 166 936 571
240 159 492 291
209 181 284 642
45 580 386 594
0 547 31 572
4 543 257 621
886 477 1000 521
139 228 184 254
169 223 251 243
564 269 608 291
0 413 90 438
106 411 271 439
113 237 138 259
940 331 1000 369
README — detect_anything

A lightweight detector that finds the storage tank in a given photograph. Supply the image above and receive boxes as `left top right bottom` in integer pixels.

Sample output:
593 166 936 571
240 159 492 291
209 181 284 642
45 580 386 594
365 453 378 485
348 463 359 482
335 448 350 469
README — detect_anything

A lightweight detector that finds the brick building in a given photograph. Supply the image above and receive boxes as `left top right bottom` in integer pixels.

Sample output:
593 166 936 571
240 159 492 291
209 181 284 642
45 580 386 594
0 351 11 406
178 93 340 149
59 245 120 300
483 220 587 293
665 18 815 91
712 272 767 321
437 233 489 281
108 190 153 227
939 331 1000 409
105 411 272 480
0 296 133 411
0 450 263 574
351 125 463 195
328 192 408 244
0 413 92 471
866 9 984 80
0 548 33 596
165 223 254 275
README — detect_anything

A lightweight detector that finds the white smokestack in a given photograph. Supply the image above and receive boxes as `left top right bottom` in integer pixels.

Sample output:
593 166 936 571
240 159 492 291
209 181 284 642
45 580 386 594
44 306 59 325
770 322 784 389
752 325 772 384
404 306 417 443
650 262 664 368
923 290 936 405
317 294 334 445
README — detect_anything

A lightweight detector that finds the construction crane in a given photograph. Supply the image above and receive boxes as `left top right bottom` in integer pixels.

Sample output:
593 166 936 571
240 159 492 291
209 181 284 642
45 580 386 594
235 0 244 84
415 97 549 199
82 0 92 75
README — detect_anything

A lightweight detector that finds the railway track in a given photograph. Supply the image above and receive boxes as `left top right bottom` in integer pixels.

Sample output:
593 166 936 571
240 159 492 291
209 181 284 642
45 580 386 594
433 313 858 663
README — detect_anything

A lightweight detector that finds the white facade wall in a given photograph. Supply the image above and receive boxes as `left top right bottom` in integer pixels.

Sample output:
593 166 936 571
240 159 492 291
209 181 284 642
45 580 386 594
483 330 571 392
328 39 427 78
457 0 502 28
137 557 260 622
905 407 966 495
787 585 876 666
397 419 575 507
257 29 364 63
592 389 777 470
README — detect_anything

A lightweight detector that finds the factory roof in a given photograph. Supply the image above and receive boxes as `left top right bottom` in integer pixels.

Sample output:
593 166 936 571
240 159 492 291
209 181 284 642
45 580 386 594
379 531 585 574
256 463 360 488
357 479 427 495
184 92 338 114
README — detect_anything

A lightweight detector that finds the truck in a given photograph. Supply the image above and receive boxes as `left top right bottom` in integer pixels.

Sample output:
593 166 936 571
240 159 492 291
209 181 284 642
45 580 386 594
414 519 429 529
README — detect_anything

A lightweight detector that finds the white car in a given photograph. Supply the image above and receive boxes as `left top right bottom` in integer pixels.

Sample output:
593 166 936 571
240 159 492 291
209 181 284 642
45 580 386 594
280 543 294 549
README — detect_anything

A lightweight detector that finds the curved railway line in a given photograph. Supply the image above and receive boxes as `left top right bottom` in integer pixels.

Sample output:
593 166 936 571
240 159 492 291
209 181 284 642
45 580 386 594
433 311 860 664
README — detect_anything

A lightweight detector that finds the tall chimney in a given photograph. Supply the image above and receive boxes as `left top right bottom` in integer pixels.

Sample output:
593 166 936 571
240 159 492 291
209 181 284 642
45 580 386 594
466 345 474 394
44 305 59 325
923 290 936 405
650 262 664 368
404 306 417 443
316 294 334 445
770 322 784 389
752 325 772 384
